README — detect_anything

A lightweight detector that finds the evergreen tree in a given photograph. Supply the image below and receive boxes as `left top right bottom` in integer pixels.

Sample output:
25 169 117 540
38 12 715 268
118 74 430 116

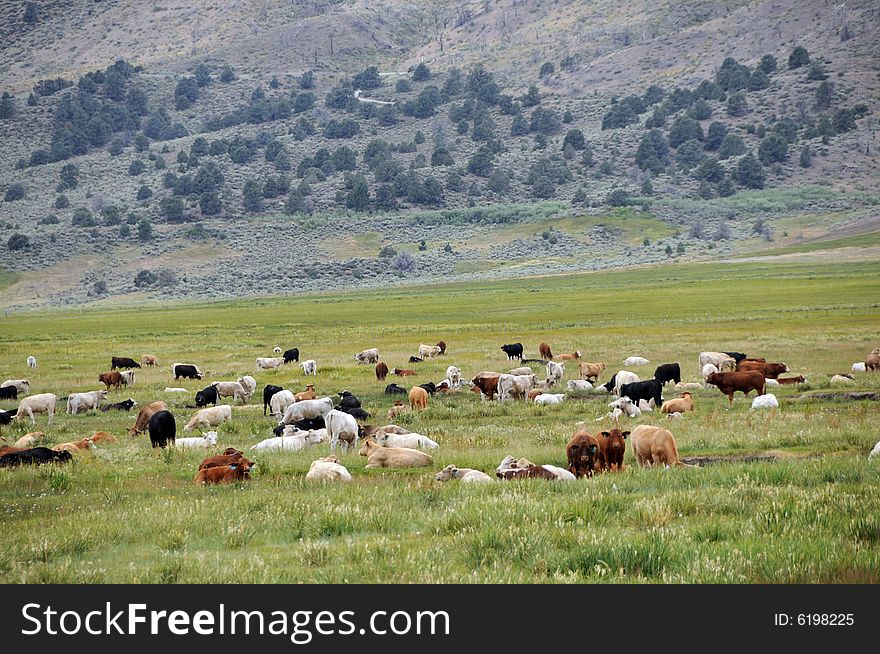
736 153 766 189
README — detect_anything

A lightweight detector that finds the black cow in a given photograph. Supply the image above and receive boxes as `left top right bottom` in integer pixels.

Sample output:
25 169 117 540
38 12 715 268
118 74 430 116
409 356 424 363
111 356 141 370
339 406 370 421
0 409 15 425
272 416 325 436
172 364 202 380
195 385 219 407
654 363 681 386
283 348 300 363
418 382 437 395
100 398 136 412
601 374 617 394
501 343 524 360
0 447 72 467
337 391 361 409
0 386 17 400
384 383 407 395
723 351 748 363
619 379 663 408
263 384 283 416
148 410 176 448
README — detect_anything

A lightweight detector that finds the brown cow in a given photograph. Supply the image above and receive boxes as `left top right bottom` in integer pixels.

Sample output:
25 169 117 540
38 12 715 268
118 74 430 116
375 361 388 381
294 384 316 402
496 465 557 480
706 371 766 406
141 354 159 366
90 431 118 445
566 427 603 478
470 372 501 400
194 458 253 485
128 400 169 437
578 362 606 381
598 428 628 472
436 340 447 355
391 368 416 377
539 342 554 360
736 360 789 379
98 371 124 389
557 350 582 361
199 448 244 470
865 348 880 372
776 375 805 385
0 445 26 456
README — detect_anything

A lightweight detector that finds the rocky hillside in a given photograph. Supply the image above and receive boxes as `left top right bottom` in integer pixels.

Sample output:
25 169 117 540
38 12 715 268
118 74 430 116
0 0 877 310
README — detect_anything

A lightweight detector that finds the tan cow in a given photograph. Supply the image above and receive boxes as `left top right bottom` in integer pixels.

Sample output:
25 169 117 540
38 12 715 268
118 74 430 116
660 393 696 414
358 439 433 468
128 401 169 437
629 425 686 467
409 386 428 410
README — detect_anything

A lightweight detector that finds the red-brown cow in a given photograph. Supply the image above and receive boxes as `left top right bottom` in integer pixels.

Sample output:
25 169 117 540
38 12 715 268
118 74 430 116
199 448 244 470
375 361 388 381
736 360 789 379
194 458 253 484
98 371 124 389
566 428 603 478
470 372 501 401
598 428 628 472
706 371 766 406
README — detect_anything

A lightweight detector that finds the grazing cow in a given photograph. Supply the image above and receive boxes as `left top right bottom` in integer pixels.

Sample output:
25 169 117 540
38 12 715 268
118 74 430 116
384 383 408 395
565 427 605 478
391 367 416 377
355 348 380 364
699 352 736 372
706 371 766 406
777 375 805 385
723 351 748 363
194 458 253 485
501 343 524 360
148 410 176 448
306 455 352 482
436 340 447 355
498 373 538 401
237 376 256 400
539 342 554 360
175 431 218 449
119 370 136 387
172 363 203 380
0 447 72 467
435 464 493 483
129 401 168 437
601 374 617 394
98 371 124 389
470 372 501 401
196 384 220 407
409 356 424 363
100 398 137 412
251 430 323 452
867 348 880 372
269 390 295 418
623 356 649 366
111 356 140 370
27 356 37 369
535 393 565 405
736 360 789 379
359 439 433 468
283 348 300 363
578 362 605 381
375 362 389 381
280 397 334 426
300 359 317 376
256 356 286 370
597 429 628 472
445 366 462 388
546 361 565 385
199 448 244 470
184 405 232 431
212 381 248 403
611 371 640 396
661 393 695 414
1 379 30 396
374 430 438 450
630 425 685 467
751 394 779 409
325 409 361 452
409 386 429 410
619 379 663 408
141 354 159 366
0 409 16 425
567 379 593 392
418 344 442 359
0 385 18 400
67 390 108 415
654 363 681 386
557 351 582 361
262 385 283 416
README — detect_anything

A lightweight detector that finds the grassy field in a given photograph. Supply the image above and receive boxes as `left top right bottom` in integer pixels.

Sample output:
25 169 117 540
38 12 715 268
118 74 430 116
0 259 879 583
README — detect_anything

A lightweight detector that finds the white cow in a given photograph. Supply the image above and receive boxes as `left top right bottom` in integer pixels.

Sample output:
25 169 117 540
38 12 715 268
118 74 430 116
67 390 109 415
765 378 780 387
175 431 219 449
852 362 867 373
256 356 286 370
325 409 360 452
612 370 640 396
14 393 57 425
212 381 249 403
120 370 136 386
237 375 257 399
418 344 442 359
446 366 462 388
184 404 232 431
831 374 855 385
701 363 719 383
434 465 493 483
751 393 779 409
27 356 37 369
546 361 565 385
269 390 296 418
567 379 593 392
541 464 577 481
869 441 880 459
250 430 324 452
608 396 641 418
699 352 736 371
623 356 650 366
280 397 333 425
354 348 380 364
300 359 317 376
1 379 30 395
164 387 188 393
374 431 439 450
535 393 566 405
306 455 352 481
497 373 538 401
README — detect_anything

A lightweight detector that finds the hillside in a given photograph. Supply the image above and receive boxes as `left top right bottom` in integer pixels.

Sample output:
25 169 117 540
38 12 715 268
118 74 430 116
0 0 877 311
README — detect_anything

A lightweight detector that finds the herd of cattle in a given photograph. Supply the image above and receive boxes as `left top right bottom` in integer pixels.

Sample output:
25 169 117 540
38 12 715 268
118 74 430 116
2 344 879 481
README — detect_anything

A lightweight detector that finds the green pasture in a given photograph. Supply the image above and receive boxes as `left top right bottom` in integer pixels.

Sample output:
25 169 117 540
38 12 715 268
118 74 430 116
0 259 879 583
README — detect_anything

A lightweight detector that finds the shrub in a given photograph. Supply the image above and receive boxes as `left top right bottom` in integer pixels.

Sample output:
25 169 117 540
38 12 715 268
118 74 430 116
717 133 746 160
243 180 263 212
391 251 416 273
128 159 146 176
675 139 706 171
174 77 199 110
758 133 788 164
219 65 235 83
806 62 828 81
704 122 728 151
726 93 748 117
134 270 158 287
467 146 495 177
72 207 95 227
8 233 29 250
379 245 397 258
431 147 454 167
54 194 70 209
562 128 586 150
606 189 632 206
634 129 669 174
668 116 703 147
759 54 777 74
736 153 765 189
137 218 152 240
161 196 185 222
412 63 431 82
799 145 812 168
788 46 810 69
4 183 25 201
688 99 712 120
539 62 555 77
136 185 153 201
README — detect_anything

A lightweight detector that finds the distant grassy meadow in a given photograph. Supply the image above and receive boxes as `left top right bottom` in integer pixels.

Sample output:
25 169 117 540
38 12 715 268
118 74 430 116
1 259 879 583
